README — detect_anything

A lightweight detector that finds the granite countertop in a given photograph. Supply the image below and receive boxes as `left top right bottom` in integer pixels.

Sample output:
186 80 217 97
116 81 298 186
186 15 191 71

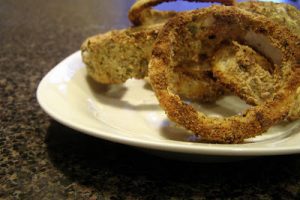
1 0 300 199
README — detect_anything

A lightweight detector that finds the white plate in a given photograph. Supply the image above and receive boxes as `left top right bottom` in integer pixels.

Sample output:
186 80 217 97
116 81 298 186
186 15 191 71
37 51 300 161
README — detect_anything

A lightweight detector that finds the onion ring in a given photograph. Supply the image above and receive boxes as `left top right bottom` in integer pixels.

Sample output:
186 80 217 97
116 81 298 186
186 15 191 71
128 0 236 26
148 6 300 143
212 2 300 120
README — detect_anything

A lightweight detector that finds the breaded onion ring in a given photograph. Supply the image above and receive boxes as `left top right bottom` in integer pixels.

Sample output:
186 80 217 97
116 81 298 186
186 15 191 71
149 6 300 143
212 1 300 120
128 0 236 26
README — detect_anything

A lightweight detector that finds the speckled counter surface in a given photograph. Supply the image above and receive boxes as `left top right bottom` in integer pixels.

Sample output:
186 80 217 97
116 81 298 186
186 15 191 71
1 0 300 199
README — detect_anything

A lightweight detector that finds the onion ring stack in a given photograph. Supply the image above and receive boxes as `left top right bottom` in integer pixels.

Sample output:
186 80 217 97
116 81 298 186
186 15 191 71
148 6 300 143
81 1 300 143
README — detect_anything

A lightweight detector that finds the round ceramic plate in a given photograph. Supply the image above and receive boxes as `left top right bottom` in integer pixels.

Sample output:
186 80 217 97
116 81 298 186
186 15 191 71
37 51 300 161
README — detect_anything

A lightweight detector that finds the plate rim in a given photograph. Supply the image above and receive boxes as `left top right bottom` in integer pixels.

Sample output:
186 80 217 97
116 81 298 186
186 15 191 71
37 51 300 157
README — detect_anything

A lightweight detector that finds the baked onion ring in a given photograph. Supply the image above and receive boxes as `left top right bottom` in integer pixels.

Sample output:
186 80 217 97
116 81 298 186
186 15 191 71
211 1 300 120
128 0 236 26
148 6 300 143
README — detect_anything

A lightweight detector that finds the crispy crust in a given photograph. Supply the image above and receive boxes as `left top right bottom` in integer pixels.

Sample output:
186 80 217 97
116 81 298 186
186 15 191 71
238 1 300 35
148 6 300 143
128 0 236 26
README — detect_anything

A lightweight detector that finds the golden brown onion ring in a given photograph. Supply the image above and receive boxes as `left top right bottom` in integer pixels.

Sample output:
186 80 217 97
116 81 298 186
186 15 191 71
212 1 300 120
149 6 300 143
128 0 236 26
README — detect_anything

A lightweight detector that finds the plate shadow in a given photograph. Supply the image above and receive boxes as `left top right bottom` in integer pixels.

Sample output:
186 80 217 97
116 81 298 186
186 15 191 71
45 120 300 198
86 76 160 111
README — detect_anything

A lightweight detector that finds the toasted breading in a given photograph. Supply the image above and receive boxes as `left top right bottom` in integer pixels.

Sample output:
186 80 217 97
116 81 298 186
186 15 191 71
81 24 160 84
238 1 300 35
213 40 300 120
212 41 278 105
